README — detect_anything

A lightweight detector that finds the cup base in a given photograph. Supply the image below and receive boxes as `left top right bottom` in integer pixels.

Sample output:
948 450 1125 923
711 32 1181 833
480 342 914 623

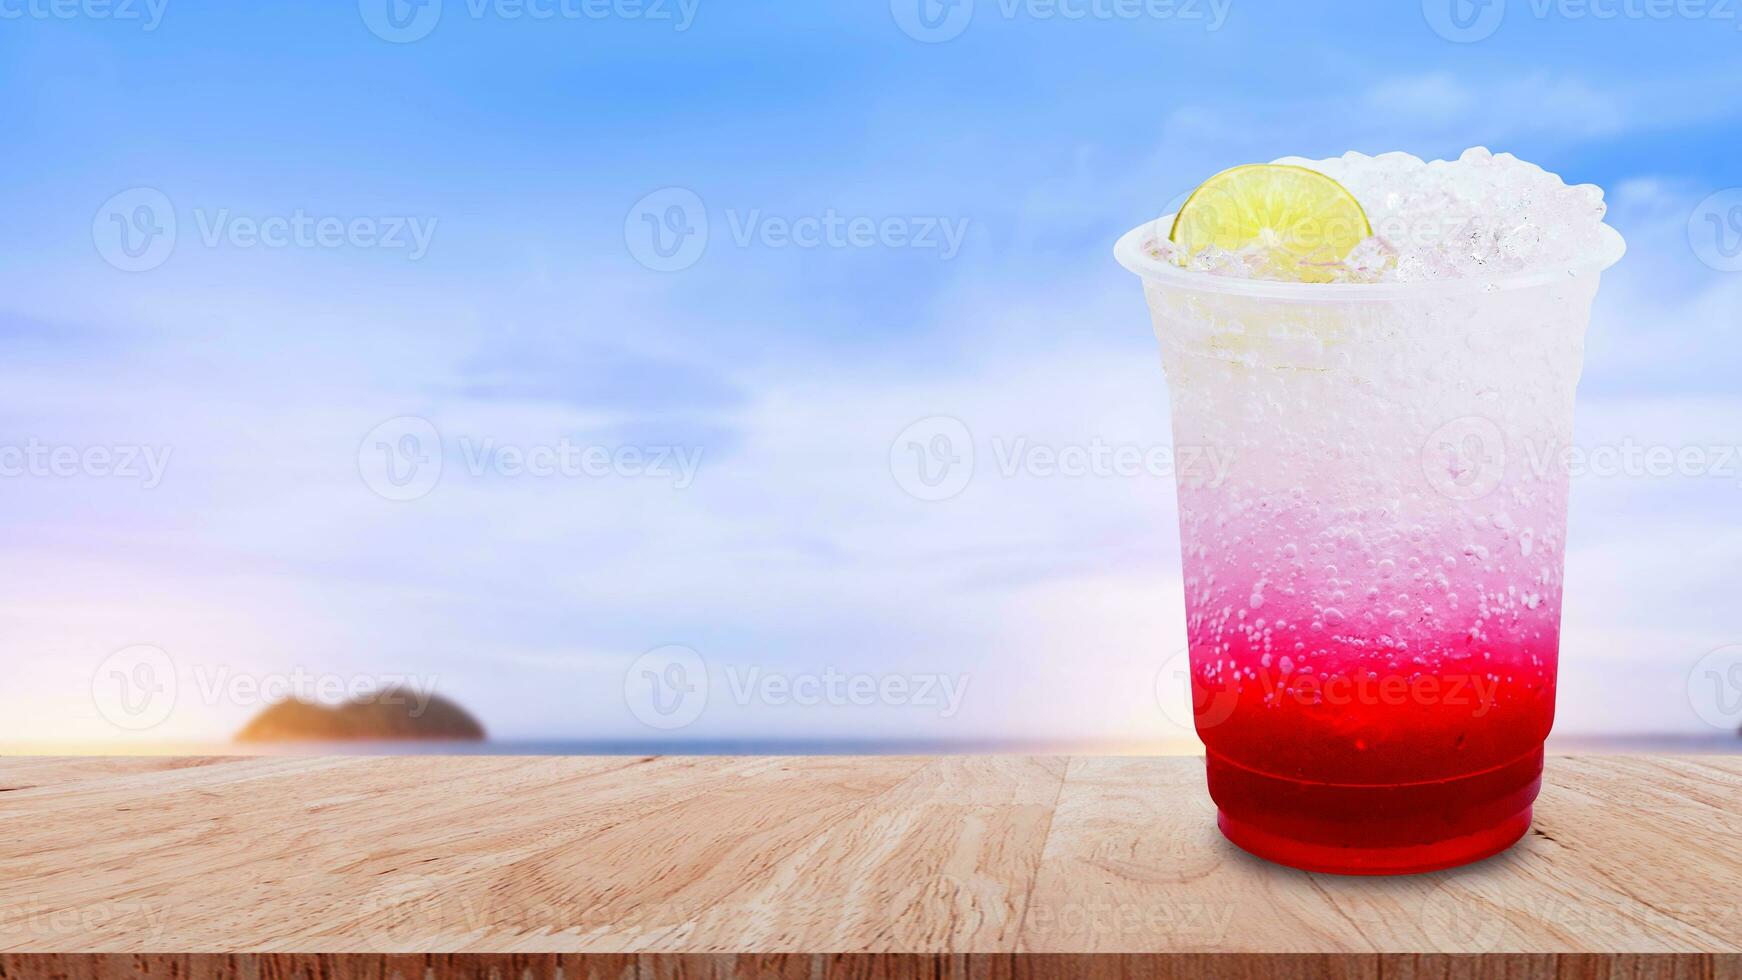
1205 746 1543 875
1216 805 1531 875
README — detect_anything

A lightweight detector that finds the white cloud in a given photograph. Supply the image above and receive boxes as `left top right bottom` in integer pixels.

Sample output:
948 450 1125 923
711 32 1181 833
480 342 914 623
3 148 1738 749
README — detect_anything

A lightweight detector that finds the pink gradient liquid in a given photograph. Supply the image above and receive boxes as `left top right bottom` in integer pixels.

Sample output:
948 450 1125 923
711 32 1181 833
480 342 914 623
1181 503 1561 874
1131 256 1612 873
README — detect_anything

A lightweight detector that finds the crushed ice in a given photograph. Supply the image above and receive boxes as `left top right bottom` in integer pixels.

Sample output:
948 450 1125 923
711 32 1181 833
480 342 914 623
1147 147 1611 284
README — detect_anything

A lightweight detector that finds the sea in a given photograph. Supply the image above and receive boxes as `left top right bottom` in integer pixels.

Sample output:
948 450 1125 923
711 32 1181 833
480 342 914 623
19 733 1736 757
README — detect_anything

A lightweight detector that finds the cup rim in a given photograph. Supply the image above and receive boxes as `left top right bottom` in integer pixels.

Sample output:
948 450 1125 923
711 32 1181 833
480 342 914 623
1114 217 1626 301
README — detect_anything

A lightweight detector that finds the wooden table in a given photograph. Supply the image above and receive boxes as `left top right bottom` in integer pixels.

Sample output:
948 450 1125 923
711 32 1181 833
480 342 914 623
1 755 1738 978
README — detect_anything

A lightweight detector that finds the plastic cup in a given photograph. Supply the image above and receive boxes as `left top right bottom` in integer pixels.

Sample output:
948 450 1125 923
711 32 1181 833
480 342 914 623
1116 218 1625 874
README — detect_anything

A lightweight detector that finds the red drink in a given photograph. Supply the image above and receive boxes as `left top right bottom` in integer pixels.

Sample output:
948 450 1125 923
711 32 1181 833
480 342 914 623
1188 571 1557 874
1118 210 1624 873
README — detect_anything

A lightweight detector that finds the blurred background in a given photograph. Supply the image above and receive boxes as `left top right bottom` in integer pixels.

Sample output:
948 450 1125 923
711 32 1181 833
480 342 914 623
2 0 1739 753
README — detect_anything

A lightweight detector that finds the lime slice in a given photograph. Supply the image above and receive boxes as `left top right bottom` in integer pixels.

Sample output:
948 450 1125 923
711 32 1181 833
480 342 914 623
1169 164 1372 283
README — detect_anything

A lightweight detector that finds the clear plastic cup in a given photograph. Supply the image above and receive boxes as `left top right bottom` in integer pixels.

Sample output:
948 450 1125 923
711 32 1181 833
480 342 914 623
1117 218 1625 874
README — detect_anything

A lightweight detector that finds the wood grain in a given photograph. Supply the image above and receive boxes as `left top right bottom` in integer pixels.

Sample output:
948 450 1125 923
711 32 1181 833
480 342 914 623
0 953 1738 979
0 755 1737 962
1019 756 1742 953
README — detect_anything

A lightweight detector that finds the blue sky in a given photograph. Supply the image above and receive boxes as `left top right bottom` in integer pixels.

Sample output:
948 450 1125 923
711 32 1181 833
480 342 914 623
2 0 1740 745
